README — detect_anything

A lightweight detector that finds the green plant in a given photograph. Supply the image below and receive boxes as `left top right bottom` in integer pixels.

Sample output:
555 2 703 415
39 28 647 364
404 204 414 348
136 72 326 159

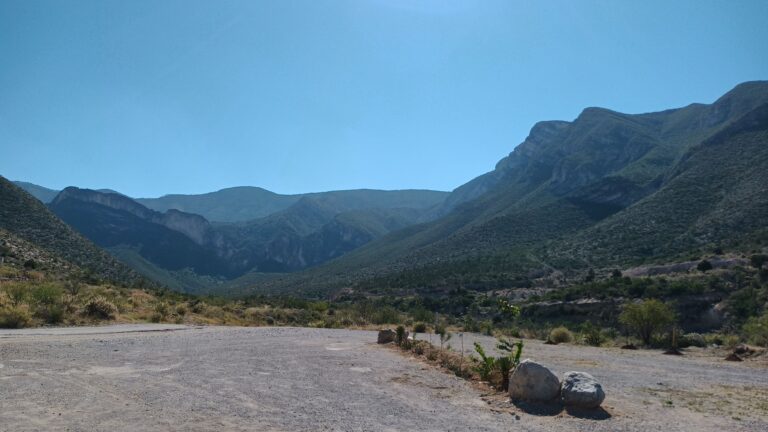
473 342 495 381
396 325 406 346
413 322 427 333
4 283 28 307
743 312 768 347
619 299 676 346
31 283 62 306
82 296 118 319
548 326 573 344
0 306 31 328
580 321 605 346
496 337 524 391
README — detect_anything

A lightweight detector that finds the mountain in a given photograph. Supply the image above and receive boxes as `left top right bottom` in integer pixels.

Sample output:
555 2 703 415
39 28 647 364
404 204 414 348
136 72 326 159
13 181 59 203
240 81 768 296
0 176 143 285
137 187 448 223
49 186 448 291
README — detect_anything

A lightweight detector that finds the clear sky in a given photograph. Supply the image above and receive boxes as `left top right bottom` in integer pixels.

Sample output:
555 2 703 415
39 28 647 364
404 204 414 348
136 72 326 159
1 0 767 198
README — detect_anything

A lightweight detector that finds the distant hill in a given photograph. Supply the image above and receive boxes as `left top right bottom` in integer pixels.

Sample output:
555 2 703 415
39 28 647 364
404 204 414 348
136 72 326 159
0 176 143 285
137 187 448 223
241 81 768 296
48 185 445 291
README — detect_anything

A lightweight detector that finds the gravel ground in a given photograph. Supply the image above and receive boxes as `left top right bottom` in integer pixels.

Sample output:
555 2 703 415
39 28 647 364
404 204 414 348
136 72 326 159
0 325 766 432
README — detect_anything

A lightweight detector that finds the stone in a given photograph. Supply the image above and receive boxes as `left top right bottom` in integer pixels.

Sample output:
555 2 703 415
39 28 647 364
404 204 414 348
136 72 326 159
508 359 561 402
377 329 396 344
561 371 605 408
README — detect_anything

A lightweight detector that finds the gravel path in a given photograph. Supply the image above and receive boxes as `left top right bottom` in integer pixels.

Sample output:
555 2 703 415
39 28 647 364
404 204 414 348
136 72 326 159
0 325 765 431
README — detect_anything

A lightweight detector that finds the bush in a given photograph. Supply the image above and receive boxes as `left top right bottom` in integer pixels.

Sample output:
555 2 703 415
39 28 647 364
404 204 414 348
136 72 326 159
31 283 62 306
680 332 707 348
413 322 427 333
743 313 768 347
0 306 31 328
549 326 573 344
619 299 675 346
580 321 604 346
82 296 118 320
697 260 713 273
35 304 64 324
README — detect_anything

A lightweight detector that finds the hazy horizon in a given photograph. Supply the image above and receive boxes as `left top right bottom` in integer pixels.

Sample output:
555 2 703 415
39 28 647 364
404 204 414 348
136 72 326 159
2 0 767 197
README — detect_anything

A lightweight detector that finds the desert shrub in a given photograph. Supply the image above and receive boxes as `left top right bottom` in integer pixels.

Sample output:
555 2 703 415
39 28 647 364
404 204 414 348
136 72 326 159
549 326 573 344
175 303 188 316
679 332 707 348
82 296 118 319
743 312 768 347
190 300 206 314
0 306 31 328
31 283 62 306
580 321 605 346
413 322 427 333
35 304 64 324
4 283 28 306
372 306 401 325
154 302 169 319
619 299 675 346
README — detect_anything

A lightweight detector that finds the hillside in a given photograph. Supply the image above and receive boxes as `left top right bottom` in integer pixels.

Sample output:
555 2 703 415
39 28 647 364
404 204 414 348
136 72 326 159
0 177 142 285
239 81 768 296
49 186 446 291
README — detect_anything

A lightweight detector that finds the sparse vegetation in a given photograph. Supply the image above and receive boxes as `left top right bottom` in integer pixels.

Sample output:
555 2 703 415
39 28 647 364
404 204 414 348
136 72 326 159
548 326 573 344
619 299 676 346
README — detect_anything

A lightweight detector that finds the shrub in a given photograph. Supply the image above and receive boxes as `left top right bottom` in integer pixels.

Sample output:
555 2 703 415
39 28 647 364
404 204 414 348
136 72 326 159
413 322 427 333
4 283 28 306
697 260 713 273
82 296 118 320
743 313 768 347
0 306 31 328
680 332 707 348
580 321 604 346
750 254 768 269
549 326 573 344
31 284 62 306
35 304 64 324
175 303 188 316
619 299 676 346
396 325 406 346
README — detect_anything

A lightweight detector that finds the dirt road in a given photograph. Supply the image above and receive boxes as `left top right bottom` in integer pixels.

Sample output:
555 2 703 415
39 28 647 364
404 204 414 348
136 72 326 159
1 325 765 431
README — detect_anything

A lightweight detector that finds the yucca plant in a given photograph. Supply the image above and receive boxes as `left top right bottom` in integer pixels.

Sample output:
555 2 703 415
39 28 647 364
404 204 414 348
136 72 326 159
473 342 495 381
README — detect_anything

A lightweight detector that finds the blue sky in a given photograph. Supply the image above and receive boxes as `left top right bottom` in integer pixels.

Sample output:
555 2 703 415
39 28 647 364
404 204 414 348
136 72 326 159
1 0 766 197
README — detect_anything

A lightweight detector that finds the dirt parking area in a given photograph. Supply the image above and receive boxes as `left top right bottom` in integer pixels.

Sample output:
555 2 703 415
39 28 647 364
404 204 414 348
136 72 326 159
1 325 766 431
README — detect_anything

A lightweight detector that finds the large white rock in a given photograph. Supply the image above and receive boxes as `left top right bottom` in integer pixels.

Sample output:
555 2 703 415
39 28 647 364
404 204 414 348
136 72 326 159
561 371 605 408
508 359 561 402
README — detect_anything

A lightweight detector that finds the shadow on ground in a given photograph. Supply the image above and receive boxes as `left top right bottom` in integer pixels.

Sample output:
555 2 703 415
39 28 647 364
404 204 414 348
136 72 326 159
512 400 611 420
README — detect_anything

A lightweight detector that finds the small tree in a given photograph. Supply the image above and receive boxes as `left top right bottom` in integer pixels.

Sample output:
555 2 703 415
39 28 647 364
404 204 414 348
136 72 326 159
697 260 713 273
750 254 768 270
619 299 675 346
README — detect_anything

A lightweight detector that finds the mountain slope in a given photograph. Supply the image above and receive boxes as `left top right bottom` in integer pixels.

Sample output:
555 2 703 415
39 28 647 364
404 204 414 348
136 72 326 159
0 176 142 284
13 181 59 203
241 81 768 296
49 186 446 290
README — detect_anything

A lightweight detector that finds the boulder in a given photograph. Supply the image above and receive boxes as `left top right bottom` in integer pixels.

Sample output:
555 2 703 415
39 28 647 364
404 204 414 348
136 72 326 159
377 329 396 344
508 359 561 402
561 371 605 408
